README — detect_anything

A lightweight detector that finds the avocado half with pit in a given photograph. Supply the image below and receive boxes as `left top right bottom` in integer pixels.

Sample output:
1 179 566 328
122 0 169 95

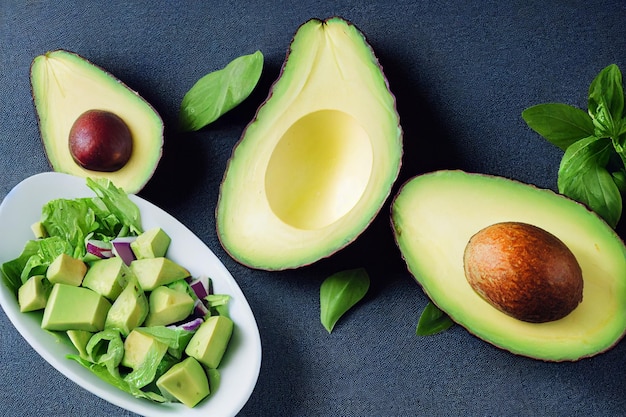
30 50 163 194
391 170 626 361
216 17 403 270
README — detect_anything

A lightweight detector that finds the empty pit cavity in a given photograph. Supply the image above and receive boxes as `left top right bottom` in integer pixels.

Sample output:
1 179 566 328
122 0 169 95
265 110 373 230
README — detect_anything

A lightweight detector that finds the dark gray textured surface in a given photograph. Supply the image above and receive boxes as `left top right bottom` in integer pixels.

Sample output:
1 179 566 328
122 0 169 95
2 1 626 416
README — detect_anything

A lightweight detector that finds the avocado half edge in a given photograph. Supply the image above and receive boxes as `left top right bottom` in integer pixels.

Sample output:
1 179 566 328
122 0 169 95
391 170 626 361
216 17 403 270
30 49 164 194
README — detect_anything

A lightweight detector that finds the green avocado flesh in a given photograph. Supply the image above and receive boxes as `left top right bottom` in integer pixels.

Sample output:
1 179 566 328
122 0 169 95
216 17 402 270
391 170 626 361
30 50 163 194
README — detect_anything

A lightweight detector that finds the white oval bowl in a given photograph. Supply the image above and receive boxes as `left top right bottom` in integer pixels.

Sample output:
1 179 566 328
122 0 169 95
0 172 261 417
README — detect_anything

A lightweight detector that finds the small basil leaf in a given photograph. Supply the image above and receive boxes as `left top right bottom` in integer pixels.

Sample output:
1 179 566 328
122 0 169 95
558 136 622 227
618 119 626 137
320 268 370 333
612 170 626 193
179 50 264 132
588 64 624 138
591 100 616 138
416 301 454 336
612 135 626 166
522 103 594 150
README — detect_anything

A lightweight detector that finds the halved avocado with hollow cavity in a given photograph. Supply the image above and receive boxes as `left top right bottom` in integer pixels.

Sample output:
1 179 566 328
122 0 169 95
391 170 626 361
30 50 163 194
216 17 403 270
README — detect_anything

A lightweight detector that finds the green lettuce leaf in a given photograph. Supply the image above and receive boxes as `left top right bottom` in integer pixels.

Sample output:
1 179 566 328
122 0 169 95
86 177 142 236
1 240 42 294
205 294 231 317
67 354 166 403
2 177 143 297
40 198 98 259
86 328 125 378
136 326 195 359
1 237 72 295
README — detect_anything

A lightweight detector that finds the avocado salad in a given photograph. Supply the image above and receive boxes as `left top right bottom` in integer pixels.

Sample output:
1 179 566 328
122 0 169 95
0 177 234 408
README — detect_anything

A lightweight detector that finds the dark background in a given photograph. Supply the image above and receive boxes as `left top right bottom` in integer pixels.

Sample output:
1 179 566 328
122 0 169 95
2 1 626 416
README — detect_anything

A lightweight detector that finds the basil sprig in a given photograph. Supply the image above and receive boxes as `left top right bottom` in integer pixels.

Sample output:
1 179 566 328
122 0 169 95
522 64 626 228
320 268 370 333
416 301 454 336
179 50 264 132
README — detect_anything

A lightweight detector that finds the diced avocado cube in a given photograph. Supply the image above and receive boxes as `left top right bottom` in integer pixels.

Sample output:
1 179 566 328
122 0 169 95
105 281 149 336
206 368 220 392
130 227 171 259
18 275 52 312
30 221 47 239
67 329 93 359
121 328 168 369
46 253 87 286
144 286 195 327
185 315 233 369
156 357 210 408
82 257 132 300
42 284 111 332
130 257 190 291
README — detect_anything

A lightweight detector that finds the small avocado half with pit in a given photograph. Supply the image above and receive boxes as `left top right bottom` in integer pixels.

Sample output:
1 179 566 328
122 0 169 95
391 170 626 361
216 17 403 270
30 49 163 194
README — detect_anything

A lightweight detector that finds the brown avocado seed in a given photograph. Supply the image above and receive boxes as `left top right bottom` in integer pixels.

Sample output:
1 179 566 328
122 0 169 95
68 109 133 172
463 222 583 323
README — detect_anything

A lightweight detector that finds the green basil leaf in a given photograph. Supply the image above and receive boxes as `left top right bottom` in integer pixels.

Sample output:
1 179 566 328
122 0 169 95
522 103 594 150
416 301 454 336
588 64 624 138
612 169 626 193
179 50 264 132
558 136 622 227
612 134 626 161
320 268 370 333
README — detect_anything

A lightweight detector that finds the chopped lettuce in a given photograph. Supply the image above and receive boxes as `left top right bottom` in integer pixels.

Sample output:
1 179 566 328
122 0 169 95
20 236 72 283
1 240 41 293
68 326 194 401
205 294 231 317
1 237 72 295
136 326 195 359
2 177 235 407
86 329 125 378
67 354 167 403
124 346 170 390
1 177 143 295
85 177 142 236
40 198 99 259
